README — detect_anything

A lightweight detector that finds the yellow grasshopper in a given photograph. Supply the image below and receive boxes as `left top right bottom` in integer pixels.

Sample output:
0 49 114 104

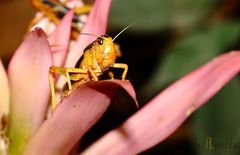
49 24 134 109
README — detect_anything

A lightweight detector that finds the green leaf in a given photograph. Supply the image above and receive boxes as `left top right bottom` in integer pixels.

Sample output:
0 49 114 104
141 21 240 98
193 77 240 155
110 0 220 32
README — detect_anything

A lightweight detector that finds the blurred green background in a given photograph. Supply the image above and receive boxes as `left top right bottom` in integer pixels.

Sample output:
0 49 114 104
1 0 240 154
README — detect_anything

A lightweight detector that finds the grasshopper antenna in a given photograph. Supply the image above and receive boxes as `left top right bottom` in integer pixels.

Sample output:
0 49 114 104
113 22 135 41
80 32 102 38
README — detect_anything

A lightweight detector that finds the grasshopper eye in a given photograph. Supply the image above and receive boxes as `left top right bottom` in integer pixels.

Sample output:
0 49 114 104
97 37 103 45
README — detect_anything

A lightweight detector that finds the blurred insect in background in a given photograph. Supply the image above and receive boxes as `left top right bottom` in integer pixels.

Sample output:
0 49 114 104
49 23 135 109
30 0 92 39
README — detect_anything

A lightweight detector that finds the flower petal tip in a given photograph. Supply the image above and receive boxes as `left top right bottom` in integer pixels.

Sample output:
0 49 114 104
33 27 48 38
7 25 54 155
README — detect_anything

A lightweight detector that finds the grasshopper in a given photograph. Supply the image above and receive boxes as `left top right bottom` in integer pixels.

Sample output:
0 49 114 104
49 23 135 109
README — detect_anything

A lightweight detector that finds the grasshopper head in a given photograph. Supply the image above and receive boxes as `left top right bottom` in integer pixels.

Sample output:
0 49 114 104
94 35 118 69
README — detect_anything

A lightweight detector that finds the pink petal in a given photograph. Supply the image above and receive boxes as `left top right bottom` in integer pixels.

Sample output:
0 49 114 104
83 51 240 155
0 60 9 117
48 11 73 66
64 0 112 68
23 80 136 155
7 28 53 154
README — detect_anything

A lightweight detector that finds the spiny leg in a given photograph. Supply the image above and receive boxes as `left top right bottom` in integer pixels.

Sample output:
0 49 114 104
61 77 87 100
63 70 90 97
112 63 128 80
49 71 56 109
65 71 72 96
88 68 99 81
49 66 88 110
50 66 88 74
49 66 88 87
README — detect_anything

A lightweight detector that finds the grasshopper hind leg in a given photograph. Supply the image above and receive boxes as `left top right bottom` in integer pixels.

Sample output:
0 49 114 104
49 66 88 110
